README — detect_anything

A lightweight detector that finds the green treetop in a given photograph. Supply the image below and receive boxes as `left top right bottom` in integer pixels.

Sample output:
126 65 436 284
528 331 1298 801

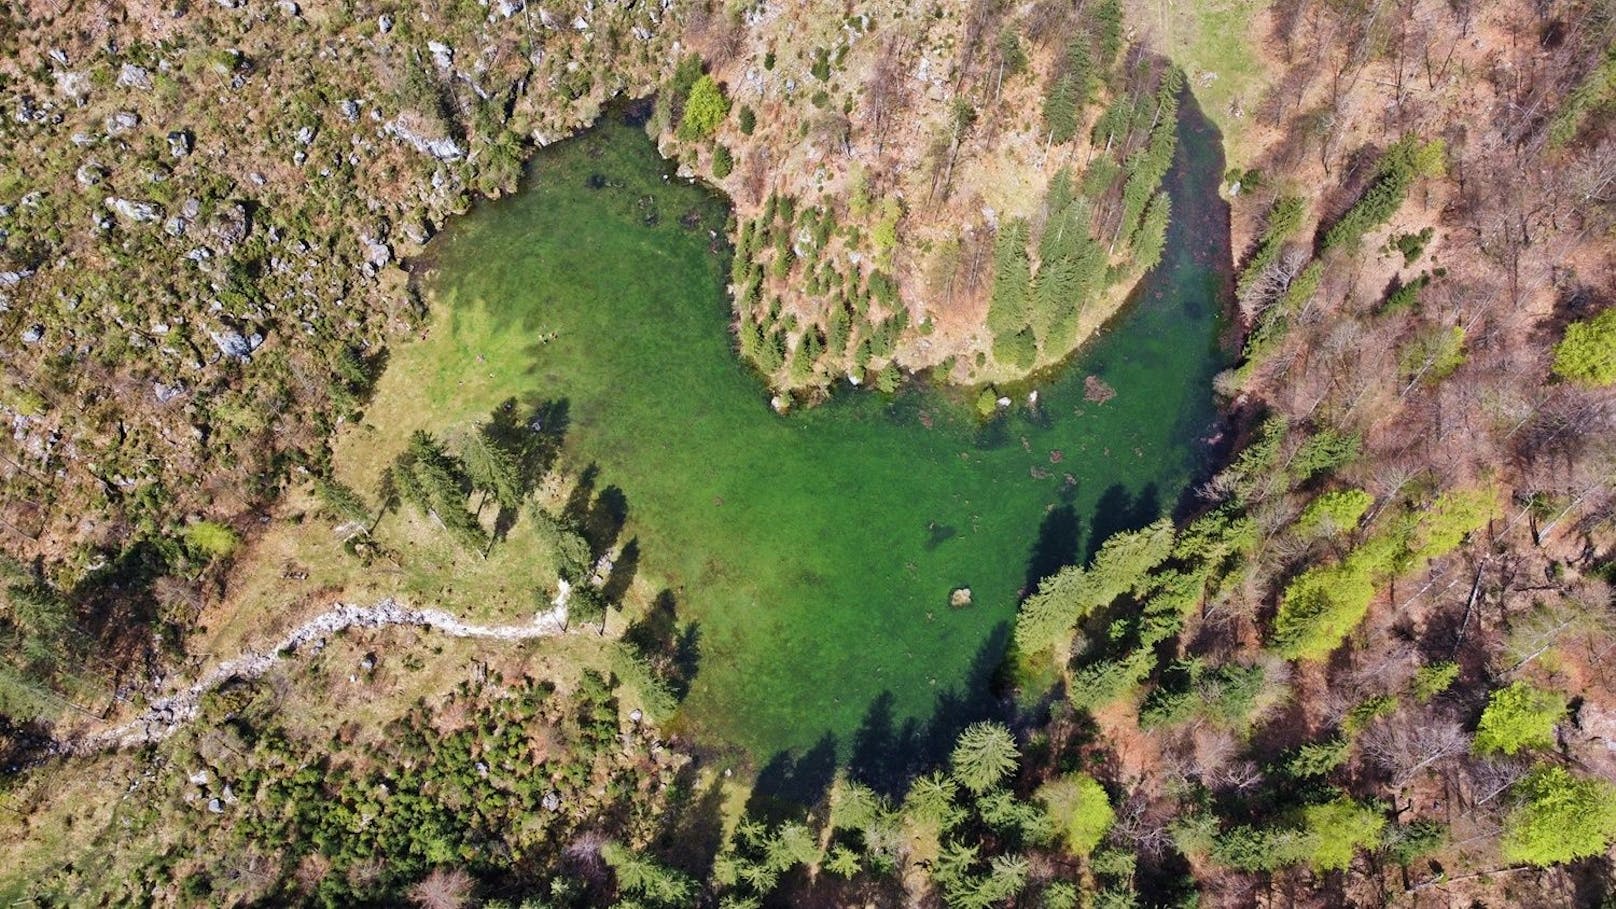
951 722 1020 794
679 74 730 139
1552 308 1616 386
1501 765 1616 866
1473 681 1565 756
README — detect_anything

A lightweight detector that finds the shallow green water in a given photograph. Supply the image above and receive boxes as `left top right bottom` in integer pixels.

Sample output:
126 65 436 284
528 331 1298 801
427 99 1230 769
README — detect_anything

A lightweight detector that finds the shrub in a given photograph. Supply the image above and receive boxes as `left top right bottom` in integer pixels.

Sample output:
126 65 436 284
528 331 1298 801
1501 765 1616 865
712 144 734 178
1412 661 1460 702
1297 489 1372 537
1321 136 1444 251
1474 681 1565 756
184 520 239 558
678 75 729 139
1298 797 1386 871
1401 324 1466 385
993 328 1038 369
1551 308 1616 386
1389 226 1434 265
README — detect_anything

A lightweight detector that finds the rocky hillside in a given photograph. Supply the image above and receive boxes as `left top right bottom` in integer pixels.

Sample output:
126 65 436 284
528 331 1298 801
0 0 672 582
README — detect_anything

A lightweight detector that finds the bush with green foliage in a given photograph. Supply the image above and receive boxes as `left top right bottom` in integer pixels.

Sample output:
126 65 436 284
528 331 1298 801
1389 226 1435 264
1321 136 1445 251
1298 488 1372 537
1412 661 1460 702
678 74 730 139
712 143 735 178
1473 681 1565 756
183 520 239 559
1401 324 1466 385
1551 308 1616 386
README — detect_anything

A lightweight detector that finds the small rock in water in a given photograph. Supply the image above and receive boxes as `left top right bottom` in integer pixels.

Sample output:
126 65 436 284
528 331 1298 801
770 394 789 414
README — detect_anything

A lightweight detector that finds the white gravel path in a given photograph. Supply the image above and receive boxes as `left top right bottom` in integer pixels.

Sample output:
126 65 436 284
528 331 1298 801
71 594 569 755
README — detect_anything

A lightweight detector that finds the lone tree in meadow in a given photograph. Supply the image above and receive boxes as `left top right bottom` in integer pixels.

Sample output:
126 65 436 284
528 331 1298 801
951 722 1020 794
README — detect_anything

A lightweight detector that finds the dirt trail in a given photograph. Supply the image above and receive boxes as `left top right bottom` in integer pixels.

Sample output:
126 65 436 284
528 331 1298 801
71 589 571 755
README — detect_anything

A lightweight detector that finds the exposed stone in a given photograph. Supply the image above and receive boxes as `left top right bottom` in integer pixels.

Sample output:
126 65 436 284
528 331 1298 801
377 13 394 32
105 197 164 223
153 382 186 403
21 324 44 344
428 41 454 70
210 202 249 247
950 587 973 608
339 99 360 122
495 0 525 18
106 110 140 134
295 125 317 146
167 129 192 158
208 328 264 360
55 71 91 100
361 235 392 270
76 163 106 186
117 63 152 90
385 118 464 161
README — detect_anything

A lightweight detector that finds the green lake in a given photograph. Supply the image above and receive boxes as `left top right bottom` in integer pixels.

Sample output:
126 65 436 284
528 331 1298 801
425 96 1231 777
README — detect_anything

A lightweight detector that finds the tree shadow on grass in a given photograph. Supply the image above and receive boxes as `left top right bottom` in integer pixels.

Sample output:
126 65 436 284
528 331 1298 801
622 588 700 701
601 537 639 605
1085 482 1160 563
1023 504 1081 596
845 621 1013 799
746 732 840 825
653 762 729 880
